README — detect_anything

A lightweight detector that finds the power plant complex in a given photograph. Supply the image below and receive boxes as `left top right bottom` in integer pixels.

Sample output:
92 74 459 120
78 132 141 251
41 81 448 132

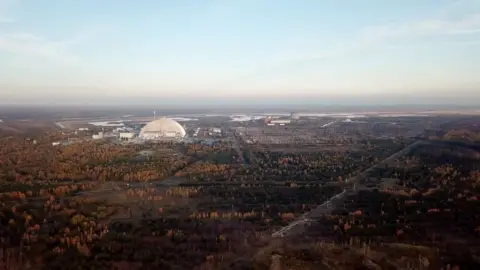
86 110 188 142
74 110 305 144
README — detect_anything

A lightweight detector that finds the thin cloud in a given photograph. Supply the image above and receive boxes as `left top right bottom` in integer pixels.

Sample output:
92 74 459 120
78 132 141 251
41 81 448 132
207 0 262 17
0 16 14 23
0 32 79 64
0 0 86 64
1 0 109 65
287 13 480 63
212 8 480 91
0 0 17 21
5 32 43 40
360 13 480 42
0 25 109 64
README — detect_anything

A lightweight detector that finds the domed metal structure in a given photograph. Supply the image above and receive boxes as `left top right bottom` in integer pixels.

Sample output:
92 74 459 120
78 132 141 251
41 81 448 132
139 118 186 139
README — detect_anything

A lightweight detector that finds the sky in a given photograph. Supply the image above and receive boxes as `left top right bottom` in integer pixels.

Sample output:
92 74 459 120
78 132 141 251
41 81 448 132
1 0 480 106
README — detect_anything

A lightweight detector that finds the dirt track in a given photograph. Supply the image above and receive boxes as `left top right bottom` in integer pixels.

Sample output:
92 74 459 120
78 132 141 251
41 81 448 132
271 140 423 238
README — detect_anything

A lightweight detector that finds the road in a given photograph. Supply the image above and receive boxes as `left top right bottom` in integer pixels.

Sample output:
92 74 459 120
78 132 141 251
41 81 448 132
271 140 422 238
320 120 339 128
228 130 247 165
173 180 347 187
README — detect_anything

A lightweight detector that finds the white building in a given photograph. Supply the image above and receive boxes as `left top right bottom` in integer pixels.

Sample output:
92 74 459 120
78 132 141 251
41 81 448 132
193 127 200 137
269 119 291 125
92 132 104 140
88 121 124 127
290 112 300 120
119 132 136 140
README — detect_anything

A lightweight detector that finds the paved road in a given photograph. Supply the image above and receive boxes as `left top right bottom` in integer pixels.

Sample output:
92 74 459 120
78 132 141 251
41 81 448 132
272 141 422 238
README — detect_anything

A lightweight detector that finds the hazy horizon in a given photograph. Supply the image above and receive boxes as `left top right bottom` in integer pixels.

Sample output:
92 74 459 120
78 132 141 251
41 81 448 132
1 0 480 105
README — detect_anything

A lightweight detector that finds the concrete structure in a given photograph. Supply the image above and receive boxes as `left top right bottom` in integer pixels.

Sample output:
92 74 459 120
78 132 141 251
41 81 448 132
290 112 300 120
119 132 136 140
193 127 200 137
88 121 124 127
139 118 186 140
208 127 222 136
114 127 131 132
269 119 291 125
92 132 104 140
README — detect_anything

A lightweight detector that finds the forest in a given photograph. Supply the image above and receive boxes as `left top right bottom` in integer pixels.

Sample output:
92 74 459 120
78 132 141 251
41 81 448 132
1 125 480 269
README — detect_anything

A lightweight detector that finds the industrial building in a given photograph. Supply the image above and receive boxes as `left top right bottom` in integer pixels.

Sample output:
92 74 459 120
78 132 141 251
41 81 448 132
290 112 300 120
265 118 291 125
270 119 291 125
139 118 186 140
92 132 104 140
119 132 136 140
208 128 222 136
193 127 200 137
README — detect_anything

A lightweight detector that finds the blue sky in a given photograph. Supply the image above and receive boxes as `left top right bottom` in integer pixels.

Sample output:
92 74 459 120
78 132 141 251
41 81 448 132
1 0 480 105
